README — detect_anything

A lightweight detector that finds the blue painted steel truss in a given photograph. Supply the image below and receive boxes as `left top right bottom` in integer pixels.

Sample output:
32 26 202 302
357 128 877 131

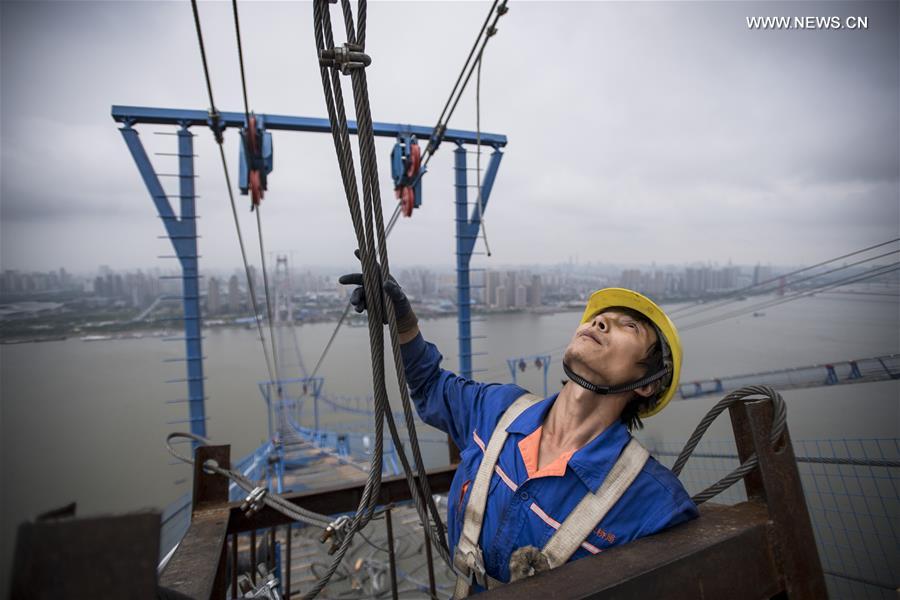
113 105 507 444
119 122 207 439
455 145 503 379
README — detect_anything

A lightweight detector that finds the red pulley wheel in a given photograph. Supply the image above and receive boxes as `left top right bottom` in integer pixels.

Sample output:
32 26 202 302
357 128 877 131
401 186 415 217
250 170 262 207
247 115 264 207
406 142 421 179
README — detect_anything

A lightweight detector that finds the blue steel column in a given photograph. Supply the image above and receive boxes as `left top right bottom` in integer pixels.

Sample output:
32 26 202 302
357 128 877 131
119 122 207 439
454 144 504 380
454 144 473 379
177 126 207 438
313 385 320 435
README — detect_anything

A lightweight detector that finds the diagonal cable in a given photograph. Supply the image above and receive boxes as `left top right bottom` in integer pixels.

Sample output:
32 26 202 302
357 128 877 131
231 0 282 389
189 0 276 386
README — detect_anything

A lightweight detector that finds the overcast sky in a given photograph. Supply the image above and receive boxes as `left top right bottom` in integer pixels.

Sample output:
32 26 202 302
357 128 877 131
1 1 897 274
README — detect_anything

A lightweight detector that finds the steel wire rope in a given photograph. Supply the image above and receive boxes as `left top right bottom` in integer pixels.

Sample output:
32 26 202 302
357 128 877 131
421 0 508 171
309 0 509 380
421 0 505 166
309 202 402 381
189 0 277 387
322 0 450 568
668 237 900 318
231 0 283 392
474 49 492 257
166 432 332 527
670 386 787 504
338 0 448 556
311 4 452 597
354 0 452 557
187 5 382 592
304 2 398 596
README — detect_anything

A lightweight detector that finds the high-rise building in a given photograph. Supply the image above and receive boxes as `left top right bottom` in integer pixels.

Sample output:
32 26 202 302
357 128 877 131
495 285 507 309
207 277 221 314
485 271 501 307
514 284 527 308
505 271 518 307
228 275 241 312
529 274 542 308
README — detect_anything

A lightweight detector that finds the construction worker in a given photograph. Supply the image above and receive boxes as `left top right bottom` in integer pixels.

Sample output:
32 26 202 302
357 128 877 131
340 271 698 594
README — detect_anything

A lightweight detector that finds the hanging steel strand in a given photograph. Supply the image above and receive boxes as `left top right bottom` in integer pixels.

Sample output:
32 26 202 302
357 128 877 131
189 0 278 386
474 49 491 256
314 0 388 526
308 201 402 381
231 0 283 390
340 0 450 557
299 3 393 597
423 0 501 161
308 0 508 388
325 3 449 556
217 145 278 386
349 54 451 560
313 0 452 580
256 209 282 385
422 0 509 168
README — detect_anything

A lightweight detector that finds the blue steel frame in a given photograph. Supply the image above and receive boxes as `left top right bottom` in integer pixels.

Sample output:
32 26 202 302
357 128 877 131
507 354 552 397
113 105 507 440
111 106 507 148
455 144 503 379
119 121 207 439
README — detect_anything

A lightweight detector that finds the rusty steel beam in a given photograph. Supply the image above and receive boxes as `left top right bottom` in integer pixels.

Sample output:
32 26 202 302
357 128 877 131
161 444 232 599
482 503 779 600
228 465 457 533
735 398 828 599
159 508 231 598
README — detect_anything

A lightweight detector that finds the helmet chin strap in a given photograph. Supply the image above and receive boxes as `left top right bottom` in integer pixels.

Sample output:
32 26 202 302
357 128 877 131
562 361 670 395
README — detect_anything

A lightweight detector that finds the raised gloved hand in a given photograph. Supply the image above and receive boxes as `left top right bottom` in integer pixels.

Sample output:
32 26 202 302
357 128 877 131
338 251 418 335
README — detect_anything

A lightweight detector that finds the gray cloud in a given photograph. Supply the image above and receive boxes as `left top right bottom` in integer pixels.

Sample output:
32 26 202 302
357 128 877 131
1 1 897 272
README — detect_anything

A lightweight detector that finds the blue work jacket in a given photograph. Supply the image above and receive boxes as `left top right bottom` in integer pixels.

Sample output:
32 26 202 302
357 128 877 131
401 333 699 585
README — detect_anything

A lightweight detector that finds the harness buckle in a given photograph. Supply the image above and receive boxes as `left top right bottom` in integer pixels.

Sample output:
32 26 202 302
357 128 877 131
453 547 487 587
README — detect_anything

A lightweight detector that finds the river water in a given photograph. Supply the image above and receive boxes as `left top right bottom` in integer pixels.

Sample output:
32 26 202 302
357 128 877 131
2 290 898 585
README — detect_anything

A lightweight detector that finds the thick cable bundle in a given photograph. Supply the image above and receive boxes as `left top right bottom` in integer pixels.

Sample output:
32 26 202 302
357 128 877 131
308 0 453 596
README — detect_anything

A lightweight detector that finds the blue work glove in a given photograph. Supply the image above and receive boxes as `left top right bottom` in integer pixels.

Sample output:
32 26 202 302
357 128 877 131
338 251 417 333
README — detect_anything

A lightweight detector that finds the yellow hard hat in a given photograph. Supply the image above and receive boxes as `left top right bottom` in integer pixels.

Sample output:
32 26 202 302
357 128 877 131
580 288 682 418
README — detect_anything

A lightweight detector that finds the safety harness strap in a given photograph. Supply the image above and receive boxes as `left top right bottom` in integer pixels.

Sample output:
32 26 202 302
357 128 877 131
541 438 649 568
453 392 542 598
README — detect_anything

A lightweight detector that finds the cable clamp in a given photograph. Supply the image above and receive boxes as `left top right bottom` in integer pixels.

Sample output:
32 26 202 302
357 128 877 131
426 123 447 155
319 44 372 75
206 108 225 145
240 486 268 517
319 515 352 554
237 564 282 599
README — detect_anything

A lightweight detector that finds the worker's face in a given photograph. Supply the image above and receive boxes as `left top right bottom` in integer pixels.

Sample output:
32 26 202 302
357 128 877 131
563 309 657 388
